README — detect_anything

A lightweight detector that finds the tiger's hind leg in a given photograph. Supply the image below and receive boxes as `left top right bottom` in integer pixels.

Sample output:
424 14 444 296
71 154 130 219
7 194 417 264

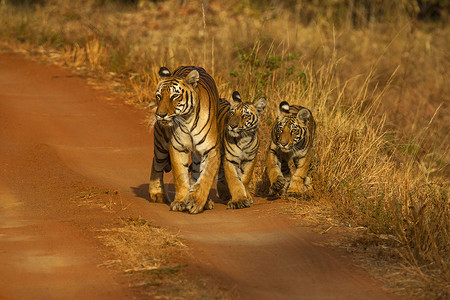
204 198 215 210
216 161 231 202
149 123 170 203
189 153 201 185
149 160 168 203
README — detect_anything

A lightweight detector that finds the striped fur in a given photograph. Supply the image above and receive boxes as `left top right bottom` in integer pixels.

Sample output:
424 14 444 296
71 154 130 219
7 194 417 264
264 101 316 196
216 91 266 209
149 66 220 214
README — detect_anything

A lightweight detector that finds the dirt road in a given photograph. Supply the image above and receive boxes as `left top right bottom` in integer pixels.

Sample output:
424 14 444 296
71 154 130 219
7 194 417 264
0 53 399 299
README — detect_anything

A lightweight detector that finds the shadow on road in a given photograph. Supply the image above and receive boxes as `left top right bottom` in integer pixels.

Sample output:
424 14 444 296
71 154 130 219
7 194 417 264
131 183 226 206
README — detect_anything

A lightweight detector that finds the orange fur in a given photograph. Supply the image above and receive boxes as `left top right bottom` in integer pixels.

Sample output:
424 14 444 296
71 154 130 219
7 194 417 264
149 66 220 214
216 92 266 209
264 101 316 196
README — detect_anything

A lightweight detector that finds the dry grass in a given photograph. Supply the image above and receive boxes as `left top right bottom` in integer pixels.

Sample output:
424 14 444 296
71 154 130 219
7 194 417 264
71 187 130 212
98 217 186 273
71 186 230 299
97 217 231 299
1 0 449 298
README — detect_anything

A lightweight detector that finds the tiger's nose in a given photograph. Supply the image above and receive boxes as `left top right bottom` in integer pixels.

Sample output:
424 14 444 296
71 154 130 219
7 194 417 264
156 112 167 119
280 140 288 146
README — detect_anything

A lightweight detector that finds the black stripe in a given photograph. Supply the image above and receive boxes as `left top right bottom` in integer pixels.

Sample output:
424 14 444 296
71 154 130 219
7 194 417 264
225 158 239 165
155 157 168 163
155 123 170 143
171 145 189 153
202 144 216 157
178 124 190 134
172 133 186 148
235 139 243 151
193 97 212 136
196 120 213 145
191 98 202 132
154 142 169 154
181 89 192 115
224 143 240 157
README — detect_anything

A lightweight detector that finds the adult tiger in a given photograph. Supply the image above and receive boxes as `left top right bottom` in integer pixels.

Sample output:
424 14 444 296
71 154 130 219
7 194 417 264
264 101 316 196
216 91 267 209
149 66 220 214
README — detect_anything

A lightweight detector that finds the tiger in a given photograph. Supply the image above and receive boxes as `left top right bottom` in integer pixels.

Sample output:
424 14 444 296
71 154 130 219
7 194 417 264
216 91 267 209
263 100 316 196
149 66 220 214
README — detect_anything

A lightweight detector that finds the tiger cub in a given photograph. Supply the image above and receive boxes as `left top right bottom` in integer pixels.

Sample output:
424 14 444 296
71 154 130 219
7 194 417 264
216 91 267 209
264 101 316 196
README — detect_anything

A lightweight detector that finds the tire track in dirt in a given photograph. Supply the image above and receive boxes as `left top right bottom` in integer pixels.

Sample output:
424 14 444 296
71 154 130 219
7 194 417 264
0 53 399 299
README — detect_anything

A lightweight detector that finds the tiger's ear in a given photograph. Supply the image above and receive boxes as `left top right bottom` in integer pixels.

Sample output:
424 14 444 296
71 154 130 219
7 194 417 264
278 101 290 117
232 91 241 103
254 97 267 115
159 67 171 78
297 108 311 124
185 70 200 88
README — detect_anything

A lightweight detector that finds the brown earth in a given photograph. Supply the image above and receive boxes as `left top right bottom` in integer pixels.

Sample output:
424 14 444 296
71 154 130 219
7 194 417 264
0 53 401 299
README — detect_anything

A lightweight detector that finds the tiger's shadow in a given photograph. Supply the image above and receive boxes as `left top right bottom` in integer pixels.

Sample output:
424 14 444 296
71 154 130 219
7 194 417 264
131 183 225 206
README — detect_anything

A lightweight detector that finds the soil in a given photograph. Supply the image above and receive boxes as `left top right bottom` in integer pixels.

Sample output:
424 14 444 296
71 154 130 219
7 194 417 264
0 52 400 299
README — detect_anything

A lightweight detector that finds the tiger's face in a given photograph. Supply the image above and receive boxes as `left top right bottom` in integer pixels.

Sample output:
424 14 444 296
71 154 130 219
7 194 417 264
155 67 199 127
274 101 311 153
227 91 266 138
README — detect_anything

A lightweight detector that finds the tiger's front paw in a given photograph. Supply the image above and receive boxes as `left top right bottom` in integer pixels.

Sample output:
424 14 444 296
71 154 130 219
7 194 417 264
184 193 205 214
149 192 167 203
287 177 312 195
227 197 251 209
170 200 186 212
269 176 285 196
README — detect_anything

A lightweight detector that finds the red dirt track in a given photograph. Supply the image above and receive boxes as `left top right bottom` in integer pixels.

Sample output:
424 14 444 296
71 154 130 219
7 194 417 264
0 53 399 299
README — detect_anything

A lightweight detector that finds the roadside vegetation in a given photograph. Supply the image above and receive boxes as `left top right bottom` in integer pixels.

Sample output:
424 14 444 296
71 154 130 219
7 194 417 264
72 186 230 298
98 216 229 299
1 0 448 298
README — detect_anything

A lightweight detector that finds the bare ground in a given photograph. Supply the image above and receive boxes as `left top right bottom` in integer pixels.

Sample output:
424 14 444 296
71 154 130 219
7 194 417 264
0 53 401 299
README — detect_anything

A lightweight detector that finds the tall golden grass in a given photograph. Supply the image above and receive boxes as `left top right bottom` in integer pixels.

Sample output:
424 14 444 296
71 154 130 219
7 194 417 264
1 0 448 297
